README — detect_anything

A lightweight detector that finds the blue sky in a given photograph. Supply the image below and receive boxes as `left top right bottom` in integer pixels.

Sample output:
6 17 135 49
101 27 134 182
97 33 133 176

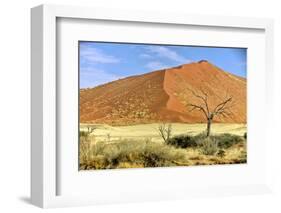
79 41 247 88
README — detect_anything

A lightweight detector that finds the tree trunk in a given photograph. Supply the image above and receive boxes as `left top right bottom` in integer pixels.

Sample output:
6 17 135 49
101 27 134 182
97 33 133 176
206 118 212 137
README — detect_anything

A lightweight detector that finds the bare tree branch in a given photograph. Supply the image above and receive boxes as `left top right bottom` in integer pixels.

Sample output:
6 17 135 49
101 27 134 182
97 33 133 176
213 97 232 116
87 126 97 134
200 88 210 115
158 123 172 143
186 88 210 115
187 103 208 119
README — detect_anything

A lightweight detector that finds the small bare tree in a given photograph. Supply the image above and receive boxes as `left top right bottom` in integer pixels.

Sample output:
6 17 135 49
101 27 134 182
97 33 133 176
80 126 98 138
158 123 172 143
87 126 97 134
187 89 234 137
106 133 111 143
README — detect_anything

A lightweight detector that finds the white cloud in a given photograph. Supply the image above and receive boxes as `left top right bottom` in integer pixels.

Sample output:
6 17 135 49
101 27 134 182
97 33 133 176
139 53 152 59
145 46 191 64
145 61 169 70
80 46 120 64
235 61 247 67
80 67 123 88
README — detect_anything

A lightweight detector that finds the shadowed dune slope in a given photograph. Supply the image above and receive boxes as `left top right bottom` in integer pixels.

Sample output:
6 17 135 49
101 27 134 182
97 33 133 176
80 60 246 125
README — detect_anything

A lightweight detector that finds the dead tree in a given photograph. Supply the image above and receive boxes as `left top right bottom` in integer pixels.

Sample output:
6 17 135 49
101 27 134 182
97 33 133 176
86 126 97 135
187 89 233 137
158 123 172 143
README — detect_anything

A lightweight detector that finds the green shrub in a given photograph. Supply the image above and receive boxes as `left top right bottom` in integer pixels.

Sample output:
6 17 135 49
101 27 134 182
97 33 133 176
244 132 247 140
166 135 198 148
200 137 218 155
210 133 243 149
166 132 243 150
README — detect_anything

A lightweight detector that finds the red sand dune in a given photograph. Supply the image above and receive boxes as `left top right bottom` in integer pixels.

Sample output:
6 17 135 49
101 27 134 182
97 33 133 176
80 61 246 125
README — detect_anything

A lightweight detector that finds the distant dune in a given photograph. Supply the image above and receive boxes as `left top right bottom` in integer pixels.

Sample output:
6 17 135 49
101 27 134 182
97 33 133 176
80 60 246 125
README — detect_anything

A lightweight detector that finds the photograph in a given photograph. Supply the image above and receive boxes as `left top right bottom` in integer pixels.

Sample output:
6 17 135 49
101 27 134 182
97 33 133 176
79 41 247 170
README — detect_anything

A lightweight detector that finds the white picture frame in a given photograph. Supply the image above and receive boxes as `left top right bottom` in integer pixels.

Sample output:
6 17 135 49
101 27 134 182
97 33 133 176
31 4 274 208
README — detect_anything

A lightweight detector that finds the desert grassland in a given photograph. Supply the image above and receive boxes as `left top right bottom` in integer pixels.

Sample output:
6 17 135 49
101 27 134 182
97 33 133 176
80 123 246 143
79 123 247 170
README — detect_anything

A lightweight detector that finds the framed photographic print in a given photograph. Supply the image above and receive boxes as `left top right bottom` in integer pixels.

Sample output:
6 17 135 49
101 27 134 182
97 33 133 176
31 4 274 208
78 41 247 170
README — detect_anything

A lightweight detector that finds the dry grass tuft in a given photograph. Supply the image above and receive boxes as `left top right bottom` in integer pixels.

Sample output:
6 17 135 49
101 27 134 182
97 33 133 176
80 138 189 170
